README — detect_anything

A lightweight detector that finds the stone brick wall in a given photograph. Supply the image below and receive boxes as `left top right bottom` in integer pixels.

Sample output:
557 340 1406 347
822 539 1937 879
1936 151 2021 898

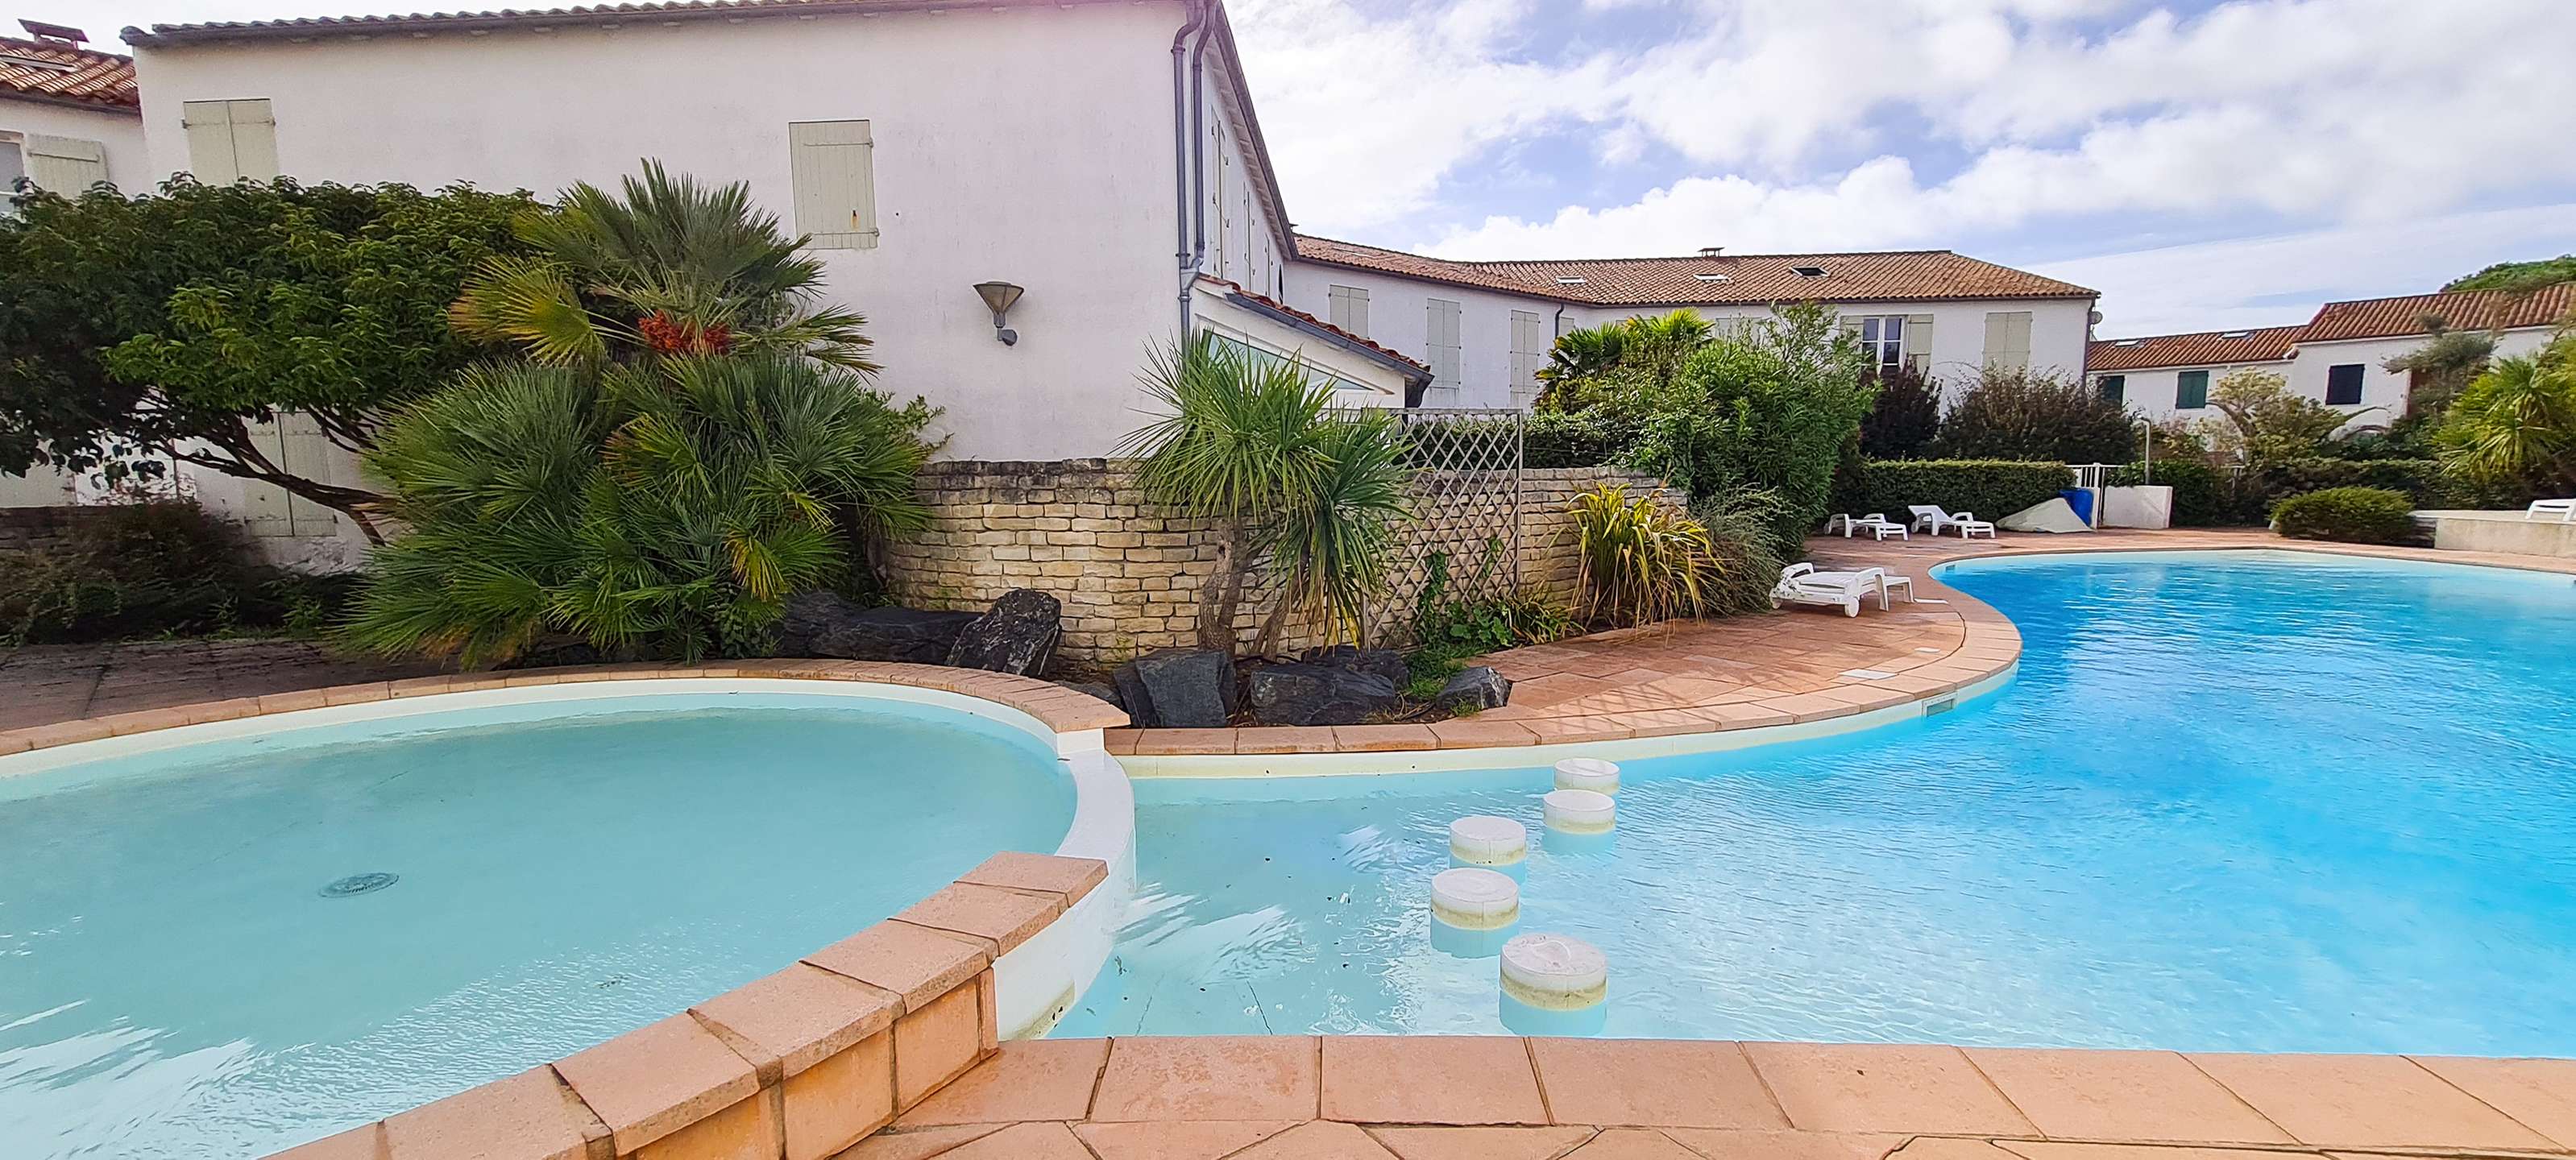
881 459 1680 665
0 505 119 555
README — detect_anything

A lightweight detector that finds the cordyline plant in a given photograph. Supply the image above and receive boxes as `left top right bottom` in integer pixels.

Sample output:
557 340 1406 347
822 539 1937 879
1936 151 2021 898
1118 333 1411 655
1568 483 1719 628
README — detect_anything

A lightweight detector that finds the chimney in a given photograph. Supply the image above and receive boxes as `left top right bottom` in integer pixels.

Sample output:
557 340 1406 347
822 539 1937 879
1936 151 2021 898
19 19 89 44
1698 246 1724 258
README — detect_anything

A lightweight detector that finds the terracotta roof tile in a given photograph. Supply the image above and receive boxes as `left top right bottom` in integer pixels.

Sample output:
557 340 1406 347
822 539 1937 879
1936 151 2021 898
1201 276 1431 381
124 0 1122 44
2087 325 2303 372
1294 234 2096 307
2300 282 2574 343
0 36 138 110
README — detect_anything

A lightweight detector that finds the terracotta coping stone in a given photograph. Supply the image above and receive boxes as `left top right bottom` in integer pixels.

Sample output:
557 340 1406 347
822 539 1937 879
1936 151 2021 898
894 882 1063 956
379 1065 608 1160
955 852 1109 907
804 922 993 1013
552 1013 761 1155
269 1121 388 1160
691 963 902 1086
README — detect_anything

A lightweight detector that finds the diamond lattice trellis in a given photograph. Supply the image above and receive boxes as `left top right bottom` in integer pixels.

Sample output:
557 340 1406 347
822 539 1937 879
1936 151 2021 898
1349 408 1524 645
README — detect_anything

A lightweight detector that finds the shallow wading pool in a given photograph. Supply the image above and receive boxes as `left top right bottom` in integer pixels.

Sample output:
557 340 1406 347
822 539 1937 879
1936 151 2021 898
0 684 1080 1160
1060 551 2576 1054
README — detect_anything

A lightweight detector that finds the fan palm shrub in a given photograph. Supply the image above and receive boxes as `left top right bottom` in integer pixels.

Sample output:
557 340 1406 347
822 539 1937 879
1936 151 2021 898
1567 483 1719 628
2435 342 2576 496
450 161 877 371
1119 334 1412 653
346 353 934 665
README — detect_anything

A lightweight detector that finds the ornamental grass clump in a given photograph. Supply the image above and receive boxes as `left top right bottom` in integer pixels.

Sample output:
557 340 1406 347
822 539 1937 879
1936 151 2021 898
1568 483 1719 628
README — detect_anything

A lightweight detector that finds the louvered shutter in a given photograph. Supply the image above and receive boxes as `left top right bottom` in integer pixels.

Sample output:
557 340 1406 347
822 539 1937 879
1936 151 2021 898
23 135 107 193
1903 313 1934 375
1983 310 2032 371
181 100 240 183
789 120 879 250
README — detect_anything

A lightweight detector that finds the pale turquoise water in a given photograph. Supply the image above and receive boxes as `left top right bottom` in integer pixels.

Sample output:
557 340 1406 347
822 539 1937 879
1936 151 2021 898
0 692 1073 1159
1060 551 2576 1054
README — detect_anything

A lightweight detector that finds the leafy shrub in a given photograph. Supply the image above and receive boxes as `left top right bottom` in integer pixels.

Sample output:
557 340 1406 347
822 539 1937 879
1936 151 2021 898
1521 408 1629 468
1687 487 1788 616
2271 487 2418 544
1832 459 2070 526
2434 341 2576 499
2107 458 2238 527
0 500 350 644
1857 364 1941 459
1935 366 2134 463
2201 368 2362 464
1413 590 1578 661
1568 483 1719 627
1622 304 1877 550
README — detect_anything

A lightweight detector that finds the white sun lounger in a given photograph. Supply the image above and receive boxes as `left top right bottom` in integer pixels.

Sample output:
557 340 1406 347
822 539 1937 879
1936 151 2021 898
2528 499 2575 522
1773 563 1914 616
1909 504 1996 538
1824 512 1909 540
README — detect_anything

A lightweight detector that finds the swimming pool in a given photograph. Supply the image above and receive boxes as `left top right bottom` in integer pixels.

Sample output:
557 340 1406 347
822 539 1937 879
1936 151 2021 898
0 686 1076 1160
1058 550 2576 1054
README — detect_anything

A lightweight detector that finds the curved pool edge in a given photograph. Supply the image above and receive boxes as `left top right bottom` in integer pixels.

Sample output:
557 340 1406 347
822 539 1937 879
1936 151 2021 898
1111 568 2022 777
0 661 1139 1160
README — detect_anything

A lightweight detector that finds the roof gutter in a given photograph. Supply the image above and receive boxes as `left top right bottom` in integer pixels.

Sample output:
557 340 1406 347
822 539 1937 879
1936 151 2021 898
1170 0 1210 334
121 0 1131 44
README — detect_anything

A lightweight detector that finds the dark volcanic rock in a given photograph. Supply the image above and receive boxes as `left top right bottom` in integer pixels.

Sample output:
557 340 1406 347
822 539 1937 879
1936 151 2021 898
1247 661 1400 727
1113 648 1238 728
1297 644 1409 687
947 589 1062 675
775 593 975 663
1436 665 1512 712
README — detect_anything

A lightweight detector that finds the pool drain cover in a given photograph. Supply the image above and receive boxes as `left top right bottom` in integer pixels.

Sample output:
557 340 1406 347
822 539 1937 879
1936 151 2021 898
319 872 399 898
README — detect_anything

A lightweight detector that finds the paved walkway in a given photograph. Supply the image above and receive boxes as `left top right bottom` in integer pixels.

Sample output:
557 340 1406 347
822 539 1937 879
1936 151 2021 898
0 638 432 733
844 1036 2576 1159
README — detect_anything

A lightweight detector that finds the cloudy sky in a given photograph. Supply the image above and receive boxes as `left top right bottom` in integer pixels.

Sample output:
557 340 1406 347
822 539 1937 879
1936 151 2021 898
42 0 2576 336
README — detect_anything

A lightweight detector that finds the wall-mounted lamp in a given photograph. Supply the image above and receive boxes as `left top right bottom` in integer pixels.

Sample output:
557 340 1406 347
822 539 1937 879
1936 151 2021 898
974 281 1025 346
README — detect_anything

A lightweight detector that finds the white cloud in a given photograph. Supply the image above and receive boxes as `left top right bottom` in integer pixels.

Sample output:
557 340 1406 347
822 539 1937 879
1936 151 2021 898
2035 205 2576 337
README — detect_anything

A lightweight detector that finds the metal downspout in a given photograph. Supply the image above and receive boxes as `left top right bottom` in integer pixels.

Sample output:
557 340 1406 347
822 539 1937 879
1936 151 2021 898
1170 0 1210 334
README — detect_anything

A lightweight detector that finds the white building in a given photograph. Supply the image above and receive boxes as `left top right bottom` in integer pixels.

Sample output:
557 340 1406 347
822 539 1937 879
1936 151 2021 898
1288 235 2100 409
2 23 145 508
2091 283 2572 425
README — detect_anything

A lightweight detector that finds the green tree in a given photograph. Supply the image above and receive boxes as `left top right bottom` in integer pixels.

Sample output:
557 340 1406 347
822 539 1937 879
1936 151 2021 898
346 354 935 666
1535 310 1711 412
2444 255 2576 293
2382 321 2496 420
450 160 876 371
1856 363 1941 459
2201 367 2359 465
0 177 540 539
1118 334 1412 655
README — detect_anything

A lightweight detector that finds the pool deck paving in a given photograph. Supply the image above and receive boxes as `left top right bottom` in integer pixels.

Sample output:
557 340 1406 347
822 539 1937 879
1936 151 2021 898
844 1036 2576 1158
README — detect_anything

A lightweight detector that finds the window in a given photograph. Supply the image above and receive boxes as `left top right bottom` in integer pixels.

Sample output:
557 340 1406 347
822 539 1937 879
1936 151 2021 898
2176 369 2209 410
1982 310 2032 372
2097 375 2125 404
0 139 22 209
2325 362 2366 406
1854 315 1905 373
1793 265 1826 277
788 120 878 249
180 98 278 184
1509 309 1548 408
1425 298 1462 395
1327 285 1369 338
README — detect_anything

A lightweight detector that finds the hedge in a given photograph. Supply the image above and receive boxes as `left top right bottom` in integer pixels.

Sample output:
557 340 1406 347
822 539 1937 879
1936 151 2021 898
1831 458 2072 525
1523 408 1629 469
2246 458 2460 510
2271 486 2419 544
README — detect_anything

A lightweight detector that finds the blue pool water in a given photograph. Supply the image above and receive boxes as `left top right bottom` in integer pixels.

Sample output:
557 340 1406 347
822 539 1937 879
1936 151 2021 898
1059 551 2576 1053
0 691 1073 1160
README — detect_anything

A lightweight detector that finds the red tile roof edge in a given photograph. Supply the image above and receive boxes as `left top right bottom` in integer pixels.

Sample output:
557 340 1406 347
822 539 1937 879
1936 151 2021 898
0 35 139 110
2086 325 2304 372
1294 233 2098 306
122 0 1128 44
1199 275 1433 381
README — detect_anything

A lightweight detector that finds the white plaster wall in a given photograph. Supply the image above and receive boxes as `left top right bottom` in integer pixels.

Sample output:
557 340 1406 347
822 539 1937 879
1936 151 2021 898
0 99 147 194
2102 361 2292 423
132 3 1192 464
1283 263 1568 409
